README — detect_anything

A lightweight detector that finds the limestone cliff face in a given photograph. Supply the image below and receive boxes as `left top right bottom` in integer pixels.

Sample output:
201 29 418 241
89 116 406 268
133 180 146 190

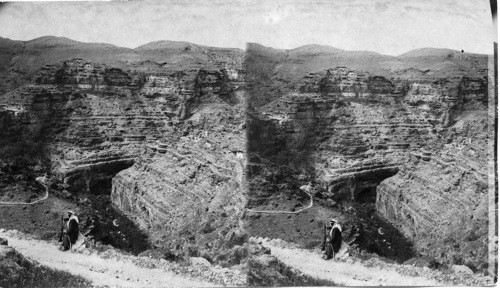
249 66 448 200
0 58 244 194
250 66 486 172
298 67 398 96
110 102 246 263
377 153 488 269
36 59 136 88
376 97 490 269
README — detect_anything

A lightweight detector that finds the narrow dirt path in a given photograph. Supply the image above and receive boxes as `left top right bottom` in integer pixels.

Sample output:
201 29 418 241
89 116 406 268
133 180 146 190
0 189 48 205
261 239 442 286
0 231 218 287
0 177 49 206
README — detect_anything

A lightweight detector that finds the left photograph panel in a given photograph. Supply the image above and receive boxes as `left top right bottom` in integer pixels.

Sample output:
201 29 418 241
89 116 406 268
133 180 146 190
0 1 248 287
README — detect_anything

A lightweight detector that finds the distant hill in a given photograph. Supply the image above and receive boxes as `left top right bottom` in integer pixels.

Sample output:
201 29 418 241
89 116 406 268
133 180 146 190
136 40 199 51
396 47 488 78
397 47 487 58
0 36 244 72
0 36 245 94
0 36 489 96
245 43 489 107
25 36 120 49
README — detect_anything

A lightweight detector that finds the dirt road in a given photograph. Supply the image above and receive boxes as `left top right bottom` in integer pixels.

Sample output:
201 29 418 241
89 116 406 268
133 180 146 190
0 230 219 287
260 238 442 286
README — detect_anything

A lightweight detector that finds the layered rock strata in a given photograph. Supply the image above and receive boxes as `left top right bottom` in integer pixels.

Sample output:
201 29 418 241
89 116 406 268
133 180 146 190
111 102 247 263
0 58 243 193
376 102 490 270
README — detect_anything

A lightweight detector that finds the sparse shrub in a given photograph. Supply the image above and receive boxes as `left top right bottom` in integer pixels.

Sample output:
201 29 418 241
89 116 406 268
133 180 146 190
0 247 91 288
452 255 464 265
429 259 442 269
247 256 338 286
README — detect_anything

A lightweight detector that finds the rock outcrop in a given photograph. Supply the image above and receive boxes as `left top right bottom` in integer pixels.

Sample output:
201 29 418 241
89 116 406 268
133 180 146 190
376 101 490 270
111 101 247 262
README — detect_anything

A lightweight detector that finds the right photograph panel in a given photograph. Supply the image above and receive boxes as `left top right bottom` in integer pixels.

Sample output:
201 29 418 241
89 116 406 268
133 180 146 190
244 0 496 286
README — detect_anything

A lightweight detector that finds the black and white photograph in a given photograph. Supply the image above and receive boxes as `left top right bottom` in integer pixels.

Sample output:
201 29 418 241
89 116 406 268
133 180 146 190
0 0 497 286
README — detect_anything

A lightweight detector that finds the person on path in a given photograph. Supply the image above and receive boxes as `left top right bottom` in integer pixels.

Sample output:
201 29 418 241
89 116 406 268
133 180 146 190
321 218 342 260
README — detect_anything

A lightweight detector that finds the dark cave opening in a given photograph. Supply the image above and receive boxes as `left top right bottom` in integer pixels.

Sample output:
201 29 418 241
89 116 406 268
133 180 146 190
79 173 150 255
89 178 112 195
327 172 415 263
346 181 415 263
349 200 416 263
331 169 418 262
355 186 377 203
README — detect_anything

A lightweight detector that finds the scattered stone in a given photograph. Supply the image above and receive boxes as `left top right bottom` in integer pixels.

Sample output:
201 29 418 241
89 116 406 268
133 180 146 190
61 190 72 199
253 254 278 267
190 257 211 267
452 265 473 275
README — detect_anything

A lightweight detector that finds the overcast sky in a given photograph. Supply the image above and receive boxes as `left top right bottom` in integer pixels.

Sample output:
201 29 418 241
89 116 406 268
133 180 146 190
0 0 495 55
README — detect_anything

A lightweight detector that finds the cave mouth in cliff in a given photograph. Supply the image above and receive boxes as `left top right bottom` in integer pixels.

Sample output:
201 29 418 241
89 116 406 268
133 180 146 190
347 176 416 263
83 174 150 255
350 201 416 263
89 179 112 195
355 186 377 203
83 193 151 255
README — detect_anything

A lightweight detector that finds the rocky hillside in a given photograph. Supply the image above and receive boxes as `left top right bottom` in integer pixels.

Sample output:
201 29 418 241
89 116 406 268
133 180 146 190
0 36 243 94
245 42 487 108
245 43 492 274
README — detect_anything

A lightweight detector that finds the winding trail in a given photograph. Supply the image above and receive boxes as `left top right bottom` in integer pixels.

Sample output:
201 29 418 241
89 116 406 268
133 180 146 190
260 239 442 286
0 177 49 206
0 231 218 287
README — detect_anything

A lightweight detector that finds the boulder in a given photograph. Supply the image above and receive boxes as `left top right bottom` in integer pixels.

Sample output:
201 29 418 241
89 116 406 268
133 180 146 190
253 254 278 267
452 264 474 275
248 243 271 255
189 256 211 267
403 257 432 268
